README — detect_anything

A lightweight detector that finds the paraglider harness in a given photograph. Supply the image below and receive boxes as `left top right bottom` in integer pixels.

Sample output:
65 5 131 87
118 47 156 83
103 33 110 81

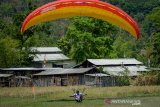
70 88 86 102
74 90 83 102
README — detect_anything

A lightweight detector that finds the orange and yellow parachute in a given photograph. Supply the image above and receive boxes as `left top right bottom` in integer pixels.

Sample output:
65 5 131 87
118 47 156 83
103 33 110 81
21 0 140 39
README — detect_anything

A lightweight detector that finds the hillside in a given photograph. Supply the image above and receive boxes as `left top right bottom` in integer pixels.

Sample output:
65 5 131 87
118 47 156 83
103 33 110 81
0 0 160 67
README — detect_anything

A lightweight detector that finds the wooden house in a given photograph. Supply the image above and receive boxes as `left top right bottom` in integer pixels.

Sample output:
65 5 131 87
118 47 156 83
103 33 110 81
0 68 45 76
0 74 13 87
0 68 45 87
74 58 149 86
85 73 111 86
75 58 149 76
32 67 106 86
0 58 150 87
10 76 32 87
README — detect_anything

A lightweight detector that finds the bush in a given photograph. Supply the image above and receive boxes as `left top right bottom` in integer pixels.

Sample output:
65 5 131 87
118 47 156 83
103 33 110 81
117 69 130 86
117 76 130 86
134 73 158 86
156 72 160 85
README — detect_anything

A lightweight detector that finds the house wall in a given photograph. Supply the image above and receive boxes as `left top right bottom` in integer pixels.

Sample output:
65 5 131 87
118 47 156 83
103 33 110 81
0 76 32 87
32 74 120 87
33 76 55 86
10 78 32 87
84 76 120 87
0 77 11 87
33 61 74 68
33 74 85 87
44 63 53 68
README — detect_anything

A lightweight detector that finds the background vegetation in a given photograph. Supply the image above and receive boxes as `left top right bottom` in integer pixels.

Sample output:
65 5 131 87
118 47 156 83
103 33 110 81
0 0 160 67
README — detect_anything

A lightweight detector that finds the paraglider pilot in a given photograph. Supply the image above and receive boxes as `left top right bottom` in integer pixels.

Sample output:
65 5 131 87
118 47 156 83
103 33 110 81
74 90 83 102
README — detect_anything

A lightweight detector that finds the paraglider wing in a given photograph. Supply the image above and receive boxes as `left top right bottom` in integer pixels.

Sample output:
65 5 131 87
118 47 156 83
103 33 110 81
21 0 140 39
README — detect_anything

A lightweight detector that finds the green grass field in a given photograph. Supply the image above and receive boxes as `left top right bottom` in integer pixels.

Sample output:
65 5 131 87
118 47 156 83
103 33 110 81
0 86 160 107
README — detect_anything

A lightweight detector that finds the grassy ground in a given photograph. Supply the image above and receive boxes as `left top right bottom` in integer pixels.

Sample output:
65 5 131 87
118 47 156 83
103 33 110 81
0 86 160 107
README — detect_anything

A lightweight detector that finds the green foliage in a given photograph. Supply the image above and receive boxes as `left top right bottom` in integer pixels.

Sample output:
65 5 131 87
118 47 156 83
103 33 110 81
117 68 130 86
107 0 160 18
0 2 12 17
147 7 160 30
58 17 117 63
157 72 160 85
113 31 138 58
152 33 160 67
0 0 160 67
107 1 160 67
0 0 66 67
0 37 20 67
57 36 71 55
143 7 160 67
143 7 160 37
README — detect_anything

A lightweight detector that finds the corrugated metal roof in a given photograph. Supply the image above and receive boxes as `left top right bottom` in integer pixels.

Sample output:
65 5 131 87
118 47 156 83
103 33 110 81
104 69 139 76
85 73 109 77
34 54 70 62
1 68 69 71
103 66 149 72
116 70 139 76
0 74 13 77
87 58 143 66
103 66 124 72
15 76 31 79
103 66 148 76
31 47 62 53
147 68 160 71
33 68 94 76
126 66 149 72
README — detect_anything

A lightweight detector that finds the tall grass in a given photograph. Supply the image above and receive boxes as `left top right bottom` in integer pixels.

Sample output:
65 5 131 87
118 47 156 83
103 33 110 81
0 86 160 99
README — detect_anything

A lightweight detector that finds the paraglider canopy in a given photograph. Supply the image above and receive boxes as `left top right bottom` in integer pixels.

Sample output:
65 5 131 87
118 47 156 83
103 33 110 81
21 0 140 39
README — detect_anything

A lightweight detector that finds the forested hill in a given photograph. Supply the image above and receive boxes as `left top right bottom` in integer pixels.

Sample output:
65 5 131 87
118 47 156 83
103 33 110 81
0 0 160 67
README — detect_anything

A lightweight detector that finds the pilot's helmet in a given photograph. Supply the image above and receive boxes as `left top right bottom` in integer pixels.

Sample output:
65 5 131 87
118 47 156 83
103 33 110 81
76 90 79 94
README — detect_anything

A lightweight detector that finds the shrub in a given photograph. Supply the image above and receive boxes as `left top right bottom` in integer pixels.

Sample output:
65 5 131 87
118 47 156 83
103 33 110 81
117 69 130 86
134 73 158 86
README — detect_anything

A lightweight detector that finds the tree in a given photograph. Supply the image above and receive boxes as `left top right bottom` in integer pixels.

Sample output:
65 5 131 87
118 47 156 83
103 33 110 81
0 0 160 67
58 16 117 63
0 1 38 67
113 31 138 58
117 68 130 86
152 33 160 67
143 7 160 67
143 7 160 37
0 37 20 67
